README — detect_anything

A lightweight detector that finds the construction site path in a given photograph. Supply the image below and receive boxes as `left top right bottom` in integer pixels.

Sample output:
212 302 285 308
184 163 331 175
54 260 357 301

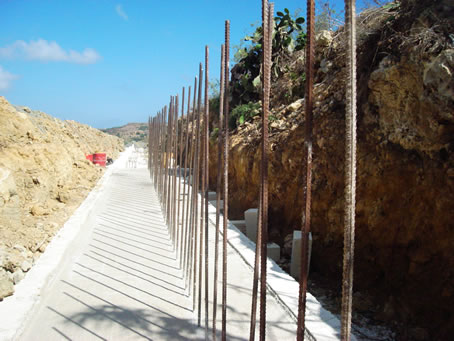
12 163 297 340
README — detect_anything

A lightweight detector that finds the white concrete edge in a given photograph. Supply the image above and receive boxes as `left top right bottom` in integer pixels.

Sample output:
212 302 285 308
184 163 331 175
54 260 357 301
197 189 353 341
0 146 134 341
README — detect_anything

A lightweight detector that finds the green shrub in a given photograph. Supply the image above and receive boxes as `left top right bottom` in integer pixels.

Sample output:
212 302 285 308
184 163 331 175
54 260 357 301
229 102 261 130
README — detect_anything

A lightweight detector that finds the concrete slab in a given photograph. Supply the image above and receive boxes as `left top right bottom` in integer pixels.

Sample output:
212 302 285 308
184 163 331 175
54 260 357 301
206 202 355 341
0 147 133 341
1 164 300 340
0 149 352 340
15 168 204 341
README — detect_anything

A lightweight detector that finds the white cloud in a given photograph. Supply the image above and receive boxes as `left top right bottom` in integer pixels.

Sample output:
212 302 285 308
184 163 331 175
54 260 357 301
0 39 101 64
0 66 18 90
115 4 128 21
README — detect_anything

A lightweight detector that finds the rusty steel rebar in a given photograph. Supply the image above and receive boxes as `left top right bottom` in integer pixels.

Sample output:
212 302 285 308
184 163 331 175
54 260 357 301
192 66 203 312
158 111 164 193
250 2 270 339
203 45 210 340
151 117 154 177
177 87 185 261
168 97 175 234
158 111 162 191
221 19 230 341
175 96 180 243
155 113 160 189
213 43 225 341
151 115 154 177
172 95 179 246
173 96 178 241
191 71 202 309
161 109 165 197
164 105 171 215
297 0 315 340
182 85 193 274
186 77 198 292
164 102 170 216
197 62 204 326
259 3 273 341
341 0 357 340
155 114 159 188
180 86 191 266
168 99 175 223
149 116 152 170
161 110 166 197
170 98 175 241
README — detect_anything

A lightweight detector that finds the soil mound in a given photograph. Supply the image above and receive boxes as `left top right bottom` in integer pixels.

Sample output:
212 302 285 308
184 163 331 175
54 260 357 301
0 96 124 299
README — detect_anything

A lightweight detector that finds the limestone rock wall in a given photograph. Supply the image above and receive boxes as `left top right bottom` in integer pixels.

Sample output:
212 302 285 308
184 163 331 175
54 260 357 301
209 4 454 339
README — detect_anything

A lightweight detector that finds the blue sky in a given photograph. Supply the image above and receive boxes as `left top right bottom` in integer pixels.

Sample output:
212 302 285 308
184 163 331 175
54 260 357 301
0 0 377 129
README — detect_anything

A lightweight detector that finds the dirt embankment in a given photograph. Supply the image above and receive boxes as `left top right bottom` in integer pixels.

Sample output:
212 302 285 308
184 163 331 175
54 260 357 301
209 2 454 340
0 97 124 299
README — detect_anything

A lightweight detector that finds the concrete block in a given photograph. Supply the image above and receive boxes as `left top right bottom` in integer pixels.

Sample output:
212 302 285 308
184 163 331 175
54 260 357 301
244 208 258 242
267 243 280 262
207 191 217 201
179 168 190 177
209 200 224 210
290 231 312 280
230 220 246 235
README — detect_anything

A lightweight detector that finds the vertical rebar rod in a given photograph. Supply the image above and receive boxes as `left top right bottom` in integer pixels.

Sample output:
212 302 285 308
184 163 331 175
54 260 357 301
197 62 204 326
193 66 203 312
204 45 210 340
164 102 170 215
158 112 162 190
162 109 166 199
221 19 230 341
186 77 198 292
155 113 160 189
177 87 185 261
249 159 262 341
251 2 268 339
151 117 154 176
174 96 179 243
182 86 193 274
159 111 163 194
149 116 152 170
213 43 225 341
170 100 175 239
259 3 272 340
156 113 160 189
297 0 315 340
341 0 357 339
172 95 179 246
164 105 171 216
161 109 166 198
172 98 177 237
167 98 174 231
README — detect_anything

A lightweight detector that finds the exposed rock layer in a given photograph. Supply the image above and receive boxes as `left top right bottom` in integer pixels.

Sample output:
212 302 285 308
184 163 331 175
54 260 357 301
209 3 454 340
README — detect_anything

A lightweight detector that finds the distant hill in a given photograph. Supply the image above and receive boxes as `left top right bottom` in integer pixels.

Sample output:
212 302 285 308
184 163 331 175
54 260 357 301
102 122 148 145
